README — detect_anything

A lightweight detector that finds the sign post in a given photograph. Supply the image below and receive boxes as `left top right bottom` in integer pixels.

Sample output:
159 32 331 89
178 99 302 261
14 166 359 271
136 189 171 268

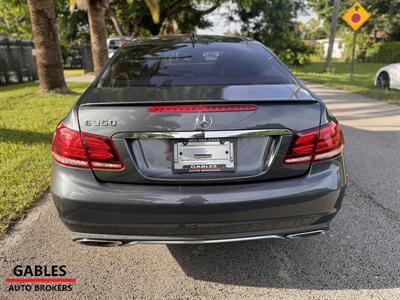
342 2 370 80
350 31 357 80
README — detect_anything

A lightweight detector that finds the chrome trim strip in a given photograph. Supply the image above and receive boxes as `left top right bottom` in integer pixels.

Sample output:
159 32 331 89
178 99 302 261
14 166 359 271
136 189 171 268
72 228 327 245
72 232 286 245
113 129 292 139
126 235 285 245
285 230 326 239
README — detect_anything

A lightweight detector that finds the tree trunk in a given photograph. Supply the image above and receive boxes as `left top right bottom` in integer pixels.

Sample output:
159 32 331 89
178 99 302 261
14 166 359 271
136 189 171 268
325 0 341 72
27 0 67 93
87 0 109 73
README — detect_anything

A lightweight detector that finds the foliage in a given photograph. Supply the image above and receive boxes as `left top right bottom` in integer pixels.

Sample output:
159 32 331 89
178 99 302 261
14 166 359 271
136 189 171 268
292 62 400 105
1 0 221 41
0 0 31 38
143 0 160 24
280 40 315 65
56 1 90 48
342 30 373 62
111 0 222 36
307 0 400 42
366 41 400 63
309 43 324 61
235 0 315 65
0 0 90 46
0 81 89 234
303 18 328 40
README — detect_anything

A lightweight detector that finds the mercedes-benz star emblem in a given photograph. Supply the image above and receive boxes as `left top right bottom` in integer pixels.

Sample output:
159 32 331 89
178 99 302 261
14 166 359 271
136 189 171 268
195 113 213 129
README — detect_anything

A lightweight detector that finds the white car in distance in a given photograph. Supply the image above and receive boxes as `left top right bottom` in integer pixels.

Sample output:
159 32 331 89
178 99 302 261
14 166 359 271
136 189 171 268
375 63 400 90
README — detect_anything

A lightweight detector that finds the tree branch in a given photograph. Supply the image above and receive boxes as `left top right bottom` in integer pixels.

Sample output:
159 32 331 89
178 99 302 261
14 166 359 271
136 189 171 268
107 8 124 36
161 0 188 22
191 2 224 16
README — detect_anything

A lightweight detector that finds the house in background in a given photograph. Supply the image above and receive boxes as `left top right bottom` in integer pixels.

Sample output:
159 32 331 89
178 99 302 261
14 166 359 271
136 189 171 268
316 38 345 60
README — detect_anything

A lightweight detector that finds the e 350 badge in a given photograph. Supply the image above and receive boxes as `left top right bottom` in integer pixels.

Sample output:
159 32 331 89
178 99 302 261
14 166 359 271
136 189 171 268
85 120 117 126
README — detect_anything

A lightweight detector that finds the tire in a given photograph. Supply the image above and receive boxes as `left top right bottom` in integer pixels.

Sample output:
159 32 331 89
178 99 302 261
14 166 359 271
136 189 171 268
376 72 390 90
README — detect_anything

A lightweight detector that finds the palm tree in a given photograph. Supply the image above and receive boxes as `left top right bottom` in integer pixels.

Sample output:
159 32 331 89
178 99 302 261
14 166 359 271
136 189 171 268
74 0 160 73
76 0 109 73
27 0 68 93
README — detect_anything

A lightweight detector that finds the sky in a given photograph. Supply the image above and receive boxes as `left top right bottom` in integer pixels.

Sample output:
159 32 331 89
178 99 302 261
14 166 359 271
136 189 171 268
197 2 317 35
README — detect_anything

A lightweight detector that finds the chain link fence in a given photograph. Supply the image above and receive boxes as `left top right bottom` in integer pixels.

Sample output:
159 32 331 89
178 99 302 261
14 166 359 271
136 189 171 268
0 37 38 85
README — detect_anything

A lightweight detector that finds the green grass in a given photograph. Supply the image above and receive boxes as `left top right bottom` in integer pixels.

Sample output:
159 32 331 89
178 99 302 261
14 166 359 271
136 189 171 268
64 69 84 76
0 82 89 234
292 62 400 105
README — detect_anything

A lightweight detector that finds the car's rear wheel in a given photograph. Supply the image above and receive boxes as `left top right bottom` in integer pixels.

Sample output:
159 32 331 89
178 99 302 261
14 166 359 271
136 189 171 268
376 72 390 90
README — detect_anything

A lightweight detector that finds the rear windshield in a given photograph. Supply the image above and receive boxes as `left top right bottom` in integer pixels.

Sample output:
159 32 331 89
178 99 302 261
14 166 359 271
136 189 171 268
98 42 294 87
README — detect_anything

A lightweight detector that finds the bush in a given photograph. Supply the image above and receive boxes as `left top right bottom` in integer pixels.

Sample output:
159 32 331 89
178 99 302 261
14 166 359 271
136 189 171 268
343 31 373 63
366 42 400 63
278 40 316 66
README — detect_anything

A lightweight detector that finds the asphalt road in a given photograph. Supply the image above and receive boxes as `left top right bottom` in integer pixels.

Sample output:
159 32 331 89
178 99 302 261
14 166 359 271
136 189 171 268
1 83 400 299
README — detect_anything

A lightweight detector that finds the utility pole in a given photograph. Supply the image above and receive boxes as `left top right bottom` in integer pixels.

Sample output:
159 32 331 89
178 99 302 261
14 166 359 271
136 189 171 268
325 0 341 72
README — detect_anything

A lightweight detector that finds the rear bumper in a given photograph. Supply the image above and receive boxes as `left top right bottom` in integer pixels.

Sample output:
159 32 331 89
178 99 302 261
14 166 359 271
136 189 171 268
51 156 346 244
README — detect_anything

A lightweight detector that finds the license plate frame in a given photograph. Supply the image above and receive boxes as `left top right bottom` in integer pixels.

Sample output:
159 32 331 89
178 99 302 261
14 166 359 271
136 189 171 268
172 138 236 173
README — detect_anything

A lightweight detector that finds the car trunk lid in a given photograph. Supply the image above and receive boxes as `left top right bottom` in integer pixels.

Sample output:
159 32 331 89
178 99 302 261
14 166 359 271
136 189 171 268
77 84 321 184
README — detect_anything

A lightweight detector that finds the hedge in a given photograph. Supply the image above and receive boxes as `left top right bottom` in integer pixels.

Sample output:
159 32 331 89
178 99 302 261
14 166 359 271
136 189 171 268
366 41 400 63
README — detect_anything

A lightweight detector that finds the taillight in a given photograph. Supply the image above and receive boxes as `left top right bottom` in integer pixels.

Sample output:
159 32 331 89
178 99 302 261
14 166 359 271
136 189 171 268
52 123 124 170
283 128 318 164
148 105 257 113
284 119 344 164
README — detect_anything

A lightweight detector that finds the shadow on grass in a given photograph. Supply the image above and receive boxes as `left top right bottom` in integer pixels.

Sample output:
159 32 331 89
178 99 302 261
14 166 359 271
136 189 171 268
0 128 53 145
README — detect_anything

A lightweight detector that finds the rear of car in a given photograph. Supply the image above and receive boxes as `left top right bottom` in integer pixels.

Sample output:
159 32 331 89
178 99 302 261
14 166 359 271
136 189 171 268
51 35 346 245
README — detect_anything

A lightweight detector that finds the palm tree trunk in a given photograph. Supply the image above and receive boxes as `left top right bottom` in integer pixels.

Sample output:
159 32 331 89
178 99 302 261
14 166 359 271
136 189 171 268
87 0 109 73
325 0 341 72
27 0 67 93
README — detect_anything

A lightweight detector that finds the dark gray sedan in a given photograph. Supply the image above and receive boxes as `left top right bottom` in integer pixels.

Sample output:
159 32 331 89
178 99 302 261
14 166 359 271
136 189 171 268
51 35 346 246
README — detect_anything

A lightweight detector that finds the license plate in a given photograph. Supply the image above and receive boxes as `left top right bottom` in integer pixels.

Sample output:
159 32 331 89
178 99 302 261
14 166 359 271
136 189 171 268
173 139 236 173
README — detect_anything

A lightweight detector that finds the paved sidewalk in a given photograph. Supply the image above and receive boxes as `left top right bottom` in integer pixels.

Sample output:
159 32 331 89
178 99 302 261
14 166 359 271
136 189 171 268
307 82 400 132
65 74 95 82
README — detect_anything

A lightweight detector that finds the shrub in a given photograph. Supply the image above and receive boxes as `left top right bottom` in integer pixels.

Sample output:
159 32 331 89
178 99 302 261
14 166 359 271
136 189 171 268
343 31 373 63
278 40 316 66
366 42 400 63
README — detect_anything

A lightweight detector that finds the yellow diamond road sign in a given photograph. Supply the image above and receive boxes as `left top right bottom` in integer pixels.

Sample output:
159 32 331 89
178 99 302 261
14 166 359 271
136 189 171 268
343 2 370 31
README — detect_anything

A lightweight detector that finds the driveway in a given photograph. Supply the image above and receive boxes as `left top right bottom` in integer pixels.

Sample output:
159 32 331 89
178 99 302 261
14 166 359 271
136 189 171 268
1 83 399 299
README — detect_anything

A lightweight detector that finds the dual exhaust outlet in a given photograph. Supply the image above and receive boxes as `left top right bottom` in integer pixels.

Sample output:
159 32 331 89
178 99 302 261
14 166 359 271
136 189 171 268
74 230 326 247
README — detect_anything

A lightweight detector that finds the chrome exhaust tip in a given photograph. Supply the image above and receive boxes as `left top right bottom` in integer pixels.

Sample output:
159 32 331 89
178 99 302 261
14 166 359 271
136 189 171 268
75 238 123 247
286 230 326 239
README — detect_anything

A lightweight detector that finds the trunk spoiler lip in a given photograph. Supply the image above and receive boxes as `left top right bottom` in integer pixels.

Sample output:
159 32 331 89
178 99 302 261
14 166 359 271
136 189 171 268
79 99 319 107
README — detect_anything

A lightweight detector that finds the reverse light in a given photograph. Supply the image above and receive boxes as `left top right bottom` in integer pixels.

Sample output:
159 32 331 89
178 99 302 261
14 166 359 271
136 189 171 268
52 123 124 170
148 105 257 113
284 119 344 164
